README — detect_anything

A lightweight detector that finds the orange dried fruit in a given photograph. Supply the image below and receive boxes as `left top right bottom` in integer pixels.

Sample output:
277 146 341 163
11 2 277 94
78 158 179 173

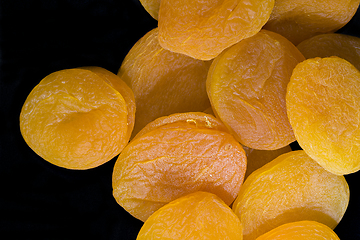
242 145 292 180
158 0 275 60
256 221 340 240
118 28 211 137
112 112 247 221
139 0 160 20
207 30 304 150
20 67 135 170
286 56 360 175
263 0 360 45
297 33 360 70
136 191 243 240
232 150 349 240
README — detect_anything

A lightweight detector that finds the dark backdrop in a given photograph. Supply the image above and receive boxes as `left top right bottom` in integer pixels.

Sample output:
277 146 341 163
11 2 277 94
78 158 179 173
0 1 359 239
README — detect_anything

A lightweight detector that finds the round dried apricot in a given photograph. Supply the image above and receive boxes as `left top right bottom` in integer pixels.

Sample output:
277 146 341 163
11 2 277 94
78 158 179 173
286 56 360 175
232 150 349 240
136 191 243 240
112 112 247 221
207 30 304 150
297 33 360 70
256 221 340 240
158 0 275 60
118 28 211 137
263 0 360 45
20 67 135 170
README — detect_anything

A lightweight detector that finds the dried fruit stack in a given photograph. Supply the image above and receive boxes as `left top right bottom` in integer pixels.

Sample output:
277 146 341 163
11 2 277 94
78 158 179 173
20 0 360 239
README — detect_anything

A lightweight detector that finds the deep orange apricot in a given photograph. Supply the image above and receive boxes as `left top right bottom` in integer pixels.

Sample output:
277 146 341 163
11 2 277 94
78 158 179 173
207 30 304 150
137 192 243 240
256 221 340 240
112 112 247 221
118 28 211 137
264 0 360 45
20 67 135 170
286 57 360 175
297 33 360 70
232 150 349 240
158 0 275 60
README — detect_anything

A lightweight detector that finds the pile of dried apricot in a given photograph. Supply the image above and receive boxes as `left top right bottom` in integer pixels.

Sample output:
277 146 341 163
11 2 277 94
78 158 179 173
19 0 360 239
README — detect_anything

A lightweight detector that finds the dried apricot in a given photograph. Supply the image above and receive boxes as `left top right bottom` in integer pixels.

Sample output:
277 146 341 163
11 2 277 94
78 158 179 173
263 0 360 45
112 112 247 221
207 30 304 150
136 191 243 240
118 28 211 137
242 145 292 180
297 33 360 70
286 56 360 175
20 67 135 170
158 0 275 60
232 150 349 240
256 221 340 240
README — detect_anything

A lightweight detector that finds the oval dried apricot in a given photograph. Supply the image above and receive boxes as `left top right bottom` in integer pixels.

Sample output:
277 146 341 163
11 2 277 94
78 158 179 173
256 221 340 240
297 33 360 70
158 0 275 60
137 191 243 240
286 56 360 175
207 30 304 150
118 28 211 137
232 150 349 240
263 0 360 45
20 67 135 170
112 112 247 221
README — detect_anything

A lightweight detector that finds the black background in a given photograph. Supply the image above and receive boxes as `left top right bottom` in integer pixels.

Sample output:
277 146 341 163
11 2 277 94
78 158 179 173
1 1 360 239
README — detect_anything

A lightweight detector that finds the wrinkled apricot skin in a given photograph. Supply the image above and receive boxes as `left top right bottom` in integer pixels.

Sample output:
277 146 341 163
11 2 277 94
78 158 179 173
118 28 211 137
232 150 349 240
158 0 275 60
112 112 247 222
256 221 340 240
20 67 135 170
297 33 360 70
264 0 360 45
81 66 136 144
286 57 360 175
136 192 243 240
207 30 304 150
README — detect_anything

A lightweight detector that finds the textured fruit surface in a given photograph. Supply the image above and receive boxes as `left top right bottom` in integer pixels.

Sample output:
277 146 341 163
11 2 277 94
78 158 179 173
81 66 135 144
158 0 275 60
118 28 211 137
256 221 340 240
264 0 360 45
139 0 160 19
242 145 292 180
133 112 230 140
207 30 304 150
20 68 135 169
297 33 360 70
286 57 360 175
112 112 247 221
232 150 349 240
137 191 243 240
